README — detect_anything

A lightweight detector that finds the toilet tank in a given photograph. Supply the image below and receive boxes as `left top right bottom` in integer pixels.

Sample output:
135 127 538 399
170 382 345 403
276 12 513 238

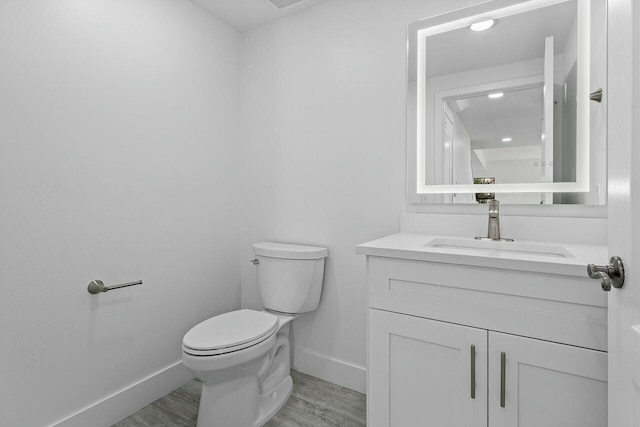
253 242 328 314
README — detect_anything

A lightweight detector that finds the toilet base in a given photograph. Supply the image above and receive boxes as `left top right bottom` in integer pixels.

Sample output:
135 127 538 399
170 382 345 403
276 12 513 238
195 373 293 427
255 374 293 427
192 334 293 427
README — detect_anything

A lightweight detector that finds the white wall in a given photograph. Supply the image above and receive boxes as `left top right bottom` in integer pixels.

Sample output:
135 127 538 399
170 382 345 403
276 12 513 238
401 212 607 245
238 0 608 394
0 1 241 426
0 1 610 424
238 0 485 393
582 0 607 205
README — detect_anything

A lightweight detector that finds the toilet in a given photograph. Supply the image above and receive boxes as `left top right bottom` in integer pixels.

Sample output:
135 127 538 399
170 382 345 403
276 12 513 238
182 242 327 427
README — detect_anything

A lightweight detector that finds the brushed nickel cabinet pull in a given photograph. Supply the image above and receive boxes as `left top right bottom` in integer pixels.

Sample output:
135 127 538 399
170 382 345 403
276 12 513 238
500 352 506 408
470 345 476 399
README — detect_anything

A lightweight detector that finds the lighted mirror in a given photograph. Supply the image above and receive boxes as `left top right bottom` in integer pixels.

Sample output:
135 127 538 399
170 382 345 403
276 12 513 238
407 0 607 204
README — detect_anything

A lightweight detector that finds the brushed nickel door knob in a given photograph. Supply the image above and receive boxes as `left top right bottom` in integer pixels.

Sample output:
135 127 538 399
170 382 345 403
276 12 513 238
587 256 624 291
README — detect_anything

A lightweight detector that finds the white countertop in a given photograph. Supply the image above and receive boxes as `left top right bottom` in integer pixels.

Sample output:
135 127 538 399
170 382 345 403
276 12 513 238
356 233 608 277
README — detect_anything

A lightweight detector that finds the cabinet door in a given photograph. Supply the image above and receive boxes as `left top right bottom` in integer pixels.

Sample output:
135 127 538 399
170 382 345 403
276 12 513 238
369 309 487 427
488 332 607 427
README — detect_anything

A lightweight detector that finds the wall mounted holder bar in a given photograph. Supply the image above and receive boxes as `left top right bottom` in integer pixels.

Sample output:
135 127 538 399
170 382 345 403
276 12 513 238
590 88 603 103
88 279 143 294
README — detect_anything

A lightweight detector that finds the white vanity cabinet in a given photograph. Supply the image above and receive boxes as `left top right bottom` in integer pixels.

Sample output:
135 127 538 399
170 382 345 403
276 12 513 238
488 332 607 427
358 234 609 427
369 309 488 427
369 310 607 427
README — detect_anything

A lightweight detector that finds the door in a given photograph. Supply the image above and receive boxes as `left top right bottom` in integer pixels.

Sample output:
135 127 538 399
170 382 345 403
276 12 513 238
607 0 640 426
488 332 607 427
368 309 487 427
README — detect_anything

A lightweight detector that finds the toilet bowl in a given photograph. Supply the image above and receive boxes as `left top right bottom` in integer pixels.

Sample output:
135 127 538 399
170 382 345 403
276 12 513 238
183 309 296 427
182 242 327 427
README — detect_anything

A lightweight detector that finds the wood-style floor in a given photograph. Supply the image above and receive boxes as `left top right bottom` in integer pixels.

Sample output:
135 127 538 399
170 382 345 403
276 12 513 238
112 370 366 427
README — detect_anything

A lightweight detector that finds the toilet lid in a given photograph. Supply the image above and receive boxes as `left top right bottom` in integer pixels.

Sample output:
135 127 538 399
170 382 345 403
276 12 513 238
183 309 278 352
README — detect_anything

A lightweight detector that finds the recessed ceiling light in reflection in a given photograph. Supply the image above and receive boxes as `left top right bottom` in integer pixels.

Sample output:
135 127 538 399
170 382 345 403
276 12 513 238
488 92 504 99
502 137 512 143
470 19 495 32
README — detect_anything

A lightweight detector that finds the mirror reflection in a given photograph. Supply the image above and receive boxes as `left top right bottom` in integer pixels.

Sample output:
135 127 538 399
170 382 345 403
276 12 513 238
408 0 607 205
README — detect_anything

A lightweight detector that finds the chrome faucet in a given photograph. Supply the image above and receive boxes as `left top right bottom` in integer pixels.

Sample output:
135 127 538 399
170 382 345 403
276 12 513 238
487 199 501 240
475 200 513 241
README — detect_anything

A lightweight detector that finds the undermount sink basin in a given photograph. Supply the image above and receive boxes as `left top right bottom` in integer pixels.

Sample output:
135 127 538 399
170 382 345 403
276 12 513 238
423 237 574 258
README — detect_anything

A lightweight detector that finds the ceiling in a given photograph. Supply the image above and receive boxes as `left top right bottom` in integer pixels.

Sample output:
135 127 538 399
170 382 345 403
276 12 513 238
447 85 544 151
192 0 329 32
425 0 576 78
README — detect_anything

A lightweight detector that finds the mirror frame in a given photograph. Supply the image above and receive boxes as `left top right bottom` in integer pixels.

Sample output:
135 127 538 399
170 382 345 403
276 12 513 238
407 0 591 202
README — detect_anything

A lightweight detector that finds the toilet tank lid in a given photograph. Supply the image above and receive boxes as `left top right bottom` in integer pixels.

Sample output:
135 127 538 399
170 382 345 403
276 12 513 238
253 242 328 260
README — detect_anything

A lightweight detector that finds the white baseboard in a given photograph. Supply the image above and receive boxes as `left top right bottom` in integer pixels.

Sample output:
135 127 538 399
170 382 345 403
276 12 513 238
292 347 366 394
49 350 363 427
50 361 194 427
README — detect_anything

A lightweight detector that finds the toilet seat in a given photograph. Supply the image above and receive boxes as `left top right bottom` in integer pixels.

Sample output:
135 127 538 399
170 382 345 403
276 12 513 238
182 309 279 357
